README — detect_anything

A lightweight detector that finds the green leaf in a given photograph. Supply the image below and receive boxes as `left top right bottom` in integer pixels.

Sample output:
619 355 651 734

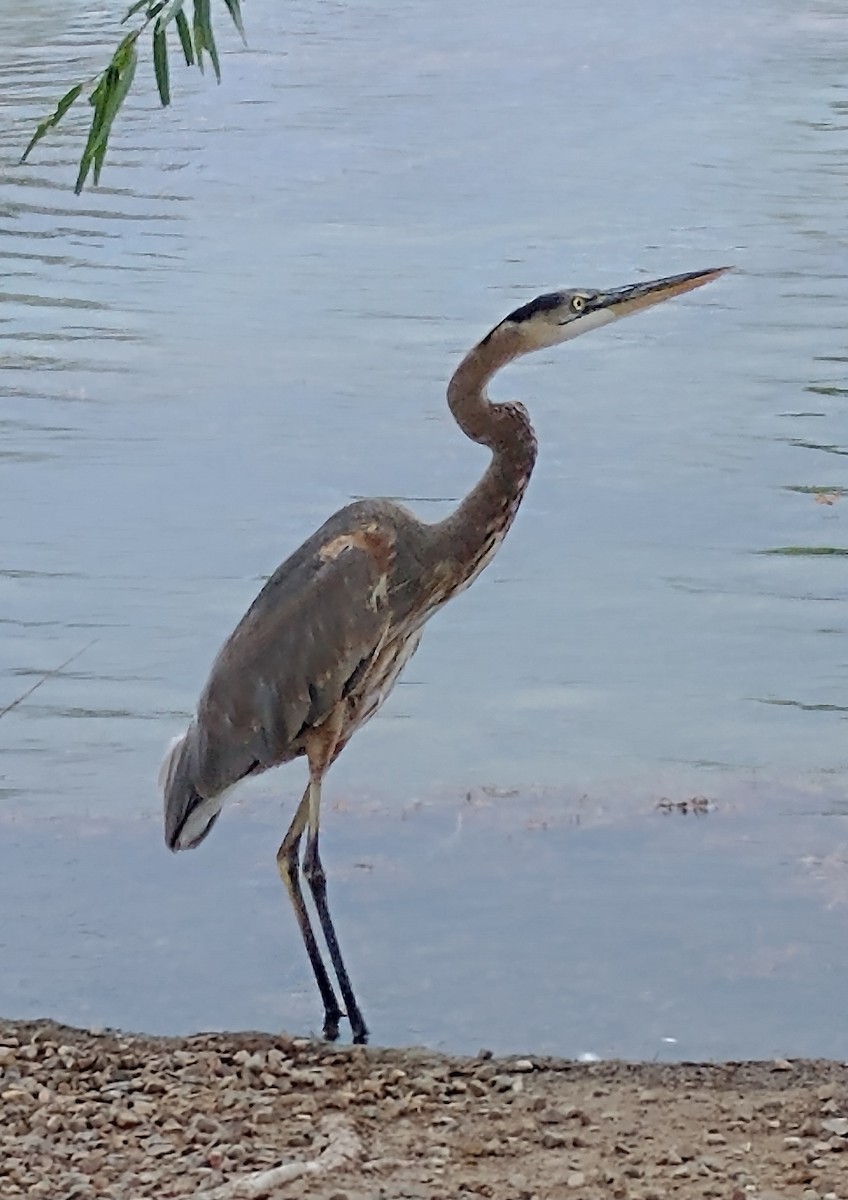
174 11 195 65
92 134 109 189
153 24 171 106
20 82 84 163
92 43 138 186
74 69 115 193
121 0 167 21
122 0 150 22
156 0 187 27
75 35 139 193
222 0 246 42
193 0 220 81
192 0 204 74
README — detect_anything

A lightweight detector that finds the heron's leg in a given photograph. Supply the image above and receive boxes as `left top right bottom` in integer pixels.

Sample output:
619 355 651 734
302 771 369 1045
276 785 343 1041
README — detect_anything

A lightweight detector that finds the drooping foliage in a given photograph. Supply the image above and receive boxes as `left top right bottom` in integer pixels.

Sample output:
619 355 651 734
21 1 245 193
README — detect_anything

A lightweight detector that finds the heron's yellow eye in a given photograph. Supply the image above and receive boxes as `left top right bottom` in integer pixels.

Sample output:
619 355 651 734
571 296 586 313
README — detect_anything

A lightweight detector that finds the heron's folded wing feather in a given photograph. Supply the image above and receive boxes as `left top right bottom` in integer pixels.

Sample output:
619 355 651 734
192 537 392 796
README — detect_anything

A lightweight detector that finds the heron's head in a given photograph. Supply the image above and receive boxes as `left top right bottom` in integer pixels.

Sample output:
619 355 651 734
485 267 729 355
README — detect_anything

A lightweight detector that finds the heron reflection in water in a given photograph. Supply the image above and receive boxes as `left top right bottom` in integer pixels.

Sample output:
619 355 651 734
161 266 728 1043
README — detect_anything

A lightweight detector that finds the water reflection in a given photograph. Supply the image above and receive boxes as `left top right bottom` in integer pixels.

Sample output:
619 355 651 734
1 788 847 1060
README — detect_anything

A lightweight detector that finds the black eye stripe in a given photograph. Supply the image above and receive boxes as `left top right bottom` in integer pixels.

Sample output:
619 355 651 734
503 292 564 324
491 290 602 340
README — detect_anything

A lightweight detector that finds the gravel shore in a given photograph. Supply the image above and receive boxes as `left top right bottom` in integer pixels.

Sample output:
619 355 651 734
1 1018 847 1198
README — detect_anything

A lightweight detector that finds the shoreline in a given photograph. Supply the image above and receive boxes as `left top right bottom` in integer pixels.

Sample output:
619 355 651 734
1 1018 846 1197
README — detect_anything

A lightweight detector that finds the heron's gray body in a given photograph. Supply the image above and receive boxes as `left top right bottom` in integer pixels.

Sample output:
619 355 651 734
162 474 530 850
161 266 728 1042
163 499 415 846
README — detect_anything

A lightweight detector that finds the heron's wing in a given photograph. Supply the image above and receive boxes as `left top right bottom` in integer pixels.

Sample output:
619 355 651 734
192 529 394 796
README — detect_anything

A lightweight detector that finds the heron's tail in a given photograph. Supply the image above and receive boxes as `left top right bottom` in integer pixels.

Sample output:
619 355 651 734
160 726 221 852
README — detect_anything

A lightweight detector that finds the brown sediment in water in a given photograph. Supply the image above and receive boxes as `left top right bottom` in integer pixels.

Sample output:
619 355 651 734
1 1018 846 1198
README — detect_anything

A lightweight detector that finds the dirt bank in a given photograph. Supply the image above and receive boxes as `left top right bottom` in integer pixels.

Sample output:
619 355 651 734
1 1019 846 1198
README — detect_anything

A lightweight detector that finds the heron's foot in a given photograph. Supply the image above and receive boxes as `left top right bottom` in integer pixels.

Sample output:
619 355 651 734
322 1004 344 1042
348 1006 369 1045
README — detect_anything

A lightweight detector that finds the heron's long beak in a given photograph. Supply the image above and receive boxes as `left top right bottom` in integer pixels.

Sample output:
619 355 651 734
590 266 731 318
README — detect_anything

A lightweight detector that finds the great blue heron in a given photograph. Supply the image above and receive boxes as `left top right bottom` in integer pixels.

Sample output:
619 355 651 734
161 266 727 1043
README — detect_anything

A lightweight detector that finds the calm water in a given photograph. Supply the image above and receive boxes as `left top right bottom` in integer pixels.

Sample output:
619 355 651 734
1 0 848 1057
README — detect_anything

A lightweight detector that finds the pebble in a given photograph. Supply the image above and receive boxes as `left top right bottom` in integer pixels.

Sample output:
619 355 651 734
113 1110 142 1129
821 1117 848 1137
192 1114 220 1135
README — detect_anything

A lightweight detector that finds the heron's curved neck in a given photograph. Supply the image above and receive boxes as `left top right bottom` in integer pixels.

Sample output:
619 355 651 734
430 327 538 585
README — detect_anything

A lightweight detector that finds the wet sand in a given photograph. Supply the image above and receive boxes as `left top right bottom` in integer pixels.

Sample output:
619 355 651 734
1 1018 846 1198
